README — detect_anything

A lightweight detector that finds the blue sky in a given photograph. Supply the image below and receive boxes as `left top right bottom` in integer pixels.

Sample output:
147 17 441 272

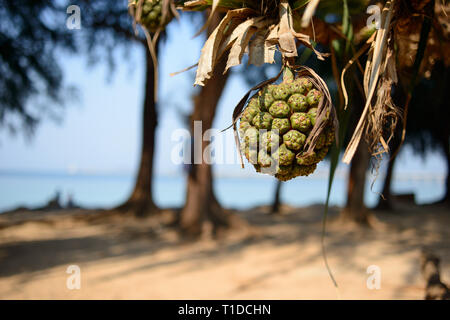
0 15 446 179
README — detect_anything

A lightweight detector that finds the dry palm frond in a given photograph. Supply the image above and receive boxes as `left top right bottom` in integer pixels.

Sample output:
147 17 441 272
192 0 221 37
342 0 397 164
342 0 447 164
364 38 401 158
180 0 329 86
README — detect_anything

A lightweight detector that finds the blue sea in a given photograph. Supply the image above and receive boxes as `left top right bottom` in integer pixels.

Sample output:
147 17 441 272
0 170 445 213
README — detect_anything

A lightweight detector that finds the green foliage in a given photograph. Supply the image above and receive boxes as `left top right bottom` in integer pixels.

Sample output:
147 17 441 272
0 0 136 135
0 1 76 133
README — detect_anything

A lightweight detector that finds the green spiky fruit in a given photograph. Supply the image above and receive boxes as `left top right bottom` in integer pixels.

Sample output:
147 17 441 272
248 97 260 110
238 70 335 181
273 144 295 166
315 133 326 150
289 78 313 94
269 101 290 118
288 94 308 112
261 131 281 152
239 121 251 137
306 89 322 106
291 112 311 132
258 149 273 168
296 151 317 166
258 85 275 111
252 112 273 130
242 127 259 149
272 118 291 135
131 0 172 33
307 107 318 126
241 102 260 122
244 146 258 165
272 83 291 100
283 130 306 151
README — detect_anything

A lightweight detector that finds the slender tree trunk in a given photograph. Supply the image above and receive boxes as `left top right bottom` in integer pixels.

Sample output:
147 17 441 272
179 14 243 238
179 56 231 237
340 141 371 224
377 156 396 210
271 181 283 214
375 135 401 211
439 134 450 204
118 44 159 216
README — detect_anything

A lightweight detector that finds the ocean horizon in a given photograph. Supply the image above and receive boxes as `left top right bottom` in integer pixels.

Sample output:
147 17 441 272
0 169 445 213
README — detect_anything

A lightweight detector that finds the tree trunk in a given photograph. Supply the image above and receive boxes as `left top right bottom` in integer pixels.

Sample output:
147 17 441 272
270 181 283 214
375 137 400 211
375 78 406 211
179 55 232 237
439 134 450 204
118 44 159 217
340 141 371 224
179 14 242 238
376 155 396 210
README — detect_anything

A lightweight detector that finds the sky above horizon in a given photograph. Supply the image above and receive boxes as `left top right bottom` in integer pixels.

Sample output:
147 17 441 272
0 15 446 180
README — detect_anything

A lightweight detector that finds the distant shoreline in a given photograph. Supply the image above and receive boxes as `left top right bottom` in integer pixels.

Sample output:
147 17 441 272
0 169 445 182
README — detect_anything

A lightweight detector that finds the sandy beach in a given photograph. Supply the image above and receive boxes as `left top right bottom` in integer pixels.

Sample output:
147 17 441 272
0 203 448 300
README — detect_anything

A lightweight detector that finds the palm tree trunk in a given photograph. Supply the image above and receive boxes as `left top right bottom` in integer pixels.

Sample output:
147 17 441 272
179 13 244 238
118 44 159 216
379 156 396 208
179 54 234 237
340 141 371 224
270 181 283 214
375 139 400 211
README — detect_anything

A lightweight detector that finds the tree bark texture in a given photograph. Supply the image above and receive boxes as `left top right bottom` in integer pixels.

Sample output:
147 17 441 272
119 44 159 216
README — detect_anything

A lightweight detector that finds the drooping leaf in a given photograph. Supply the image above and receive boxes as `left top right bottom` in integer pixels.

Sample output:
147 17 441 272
343 0 395 164
194 8 255 86
225 17 264 72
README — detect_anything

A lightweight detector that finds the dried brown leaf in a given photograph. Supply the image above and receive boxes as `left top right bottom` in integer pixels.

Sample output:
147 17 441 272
194 8 255 86
343 0 395 164
225 21 259 72
218 16 269 63
184 0 207 7
278 0 297 57
193 0 220 37
264 43 277 64
291 29 329 60
248 31 266 66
